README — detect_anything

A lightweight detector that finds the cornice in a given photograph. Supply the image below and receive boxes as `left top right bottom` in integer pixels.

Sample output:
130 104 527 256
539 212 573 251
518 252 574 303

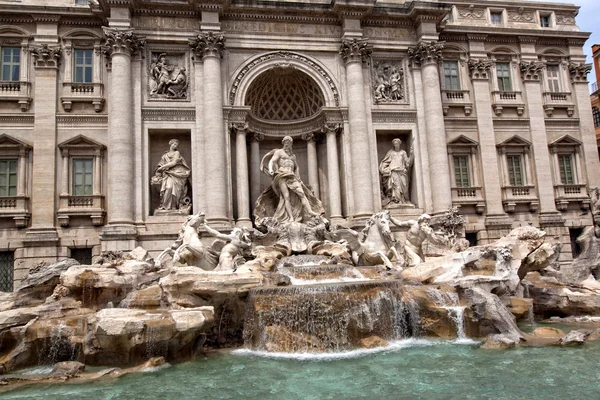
141 107 196 121
0 114 34 125
371 110 417 124
56 114 108 126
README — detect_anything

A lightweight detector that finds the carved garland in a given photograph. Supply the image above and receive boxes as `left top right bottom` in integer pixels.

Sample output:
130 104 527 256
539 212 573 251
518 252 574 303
457 6 486 20
228 51 340 106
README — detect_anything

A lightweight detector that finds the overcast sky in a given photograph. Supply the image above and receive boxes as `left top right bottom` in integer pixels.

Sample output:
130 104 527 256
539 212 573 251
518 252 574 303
532 0 599 86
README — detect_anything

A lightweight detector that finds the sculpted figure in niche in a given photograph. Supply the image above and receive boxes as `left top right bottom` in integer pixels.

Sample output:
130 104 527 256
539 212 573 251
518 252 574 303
373 62 404 103
254 136 324 225
390 214 448 267
379 138 414 207
149 53 188 99
151 139 191 214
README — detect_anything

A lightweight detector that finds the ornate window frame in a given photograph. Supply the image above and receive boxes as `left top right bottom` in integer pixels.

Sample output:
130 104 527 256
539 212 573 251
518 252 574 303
0 133 31 228
0 26 32 111
497 136 539 213
61 29 104 112
539 51 574 117
549 135 588 211
439 46 472 116
447 135 485 213
57 135 106 226
488 49 525 116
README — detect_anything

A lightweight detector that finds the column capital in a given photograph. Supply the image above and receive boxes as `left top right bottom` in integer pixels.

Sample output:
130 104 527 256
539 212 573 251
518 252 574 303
248 132 264 143
302 132 316 142
568 62 592 83
30 44 61 69
468 59 493 80
231 122 249 134
520 60 545 82
407 41 443 67
189 32 226 59
322 122 340 134
102 27 145 58
339 38 371 64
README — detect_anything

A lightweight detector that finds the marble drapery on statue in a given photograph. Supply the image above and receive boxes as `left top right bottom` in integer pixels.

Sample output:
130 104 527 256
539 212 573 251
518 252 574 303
254 136 324 226
151 139 191 215
379 138 413 207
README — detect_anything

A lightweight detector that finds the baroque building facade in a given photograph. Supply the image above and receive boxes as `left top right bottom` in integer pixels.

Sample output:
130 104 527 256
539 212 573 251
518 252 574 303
0 0 598 290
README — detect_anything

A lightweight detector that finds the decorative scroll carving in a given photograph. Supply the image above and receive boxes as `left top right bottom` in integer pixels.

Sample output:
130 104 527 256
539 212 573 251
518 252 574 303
148 52 188 99
407 41 443 67
555 12 576 25
30 44 61 68
372 60 404 103
102 28 145 58
468 59 493 80
188 32 226 59
508 8 535 23
231 122 249 134
228 51 340 106
457 5 486 20
301 132 316 142
568 62 592 83
250 132 265 142
520 61 545 81
339 38 371 64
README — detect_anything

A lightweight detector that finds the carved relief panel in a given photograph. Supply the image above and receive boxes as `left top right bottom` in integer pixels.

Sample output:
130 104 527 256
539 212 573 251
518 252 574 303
371 59 406 104
147 50 190 101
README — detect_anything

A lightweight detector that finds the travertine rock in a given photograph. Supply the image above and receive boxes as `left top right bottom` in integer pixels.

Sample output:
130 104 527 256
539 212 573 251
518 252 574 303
560 330 589 346
359 336 388 349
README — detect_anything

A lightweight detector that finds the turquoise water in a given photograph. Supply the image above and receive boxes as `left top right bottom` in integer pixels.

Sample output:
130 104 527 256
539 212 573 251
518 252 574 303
2 339 599 400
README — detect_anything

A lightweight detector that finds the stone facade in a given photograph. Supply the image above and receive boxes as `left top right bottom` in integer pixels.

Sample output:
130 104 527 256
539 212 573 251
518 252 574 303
591 44 600 151
0 0 598 288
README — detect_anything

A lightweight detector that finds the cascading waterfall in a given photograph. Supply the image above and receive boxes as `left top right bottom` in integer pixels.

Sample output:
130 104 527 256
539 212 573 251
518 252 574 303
278 264 370 285
243 280 421 353
39 321 77 365
426 289 466 340
145 318 168 359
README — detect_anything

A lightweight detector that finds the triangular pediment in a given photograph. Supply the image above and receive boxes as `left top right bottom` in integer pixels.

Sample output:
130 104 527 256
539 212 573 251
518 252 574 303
0 133 31 150
497 135 532 147
448 135 478 147
58 135 106 150
549 134 582 148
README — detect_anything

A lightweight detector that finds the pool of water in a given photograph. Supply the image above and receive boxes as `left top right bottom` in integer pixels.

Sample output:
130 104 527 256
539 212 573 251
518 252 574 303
2 339 599 400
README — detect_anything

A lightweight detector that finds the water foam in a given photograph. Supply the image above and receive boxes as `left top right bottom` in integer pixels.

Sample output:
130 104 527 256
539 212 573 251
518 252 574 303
232 338 478 361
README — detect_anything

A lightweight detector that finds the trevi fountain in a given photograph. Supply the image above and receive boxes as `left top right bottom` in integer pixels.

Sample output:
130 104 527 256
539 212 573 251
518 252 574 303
1 136 600 399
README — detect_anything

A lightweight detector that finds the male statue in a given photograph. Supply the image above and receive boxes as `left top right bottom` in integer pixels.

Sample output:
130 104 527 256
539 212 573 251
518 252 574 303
254 136 324 225
390 214 447 267
379 138 414 206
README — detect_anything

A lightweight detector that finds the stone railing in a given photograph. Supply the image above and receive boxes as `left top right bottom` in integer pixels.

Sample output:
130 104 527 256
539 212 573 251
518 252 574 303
554 183 589 211
57 194 105 226
542 92 574 117
441 89 472 116
501 186 538 213
451 186 485 213
0 81 32 111
491 91 524 116
0 196 30 228
61 82 104 112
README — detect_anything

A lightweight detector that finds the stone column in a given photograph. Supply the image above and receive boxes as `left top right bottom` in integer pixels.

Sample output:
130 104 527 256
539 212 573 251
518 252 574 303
17 147 27 197
60 149 69 196
468 59 510 225
189 32 228 226
233 123 251 227
408 42 452 213
93 148 102 196
520 61 562 224
102 28 144 225
100 28 144 250
340 39 374 220
323 123 343 220
569 62 600 188
28 44 61 233
302 132 320 199
249 133 264 209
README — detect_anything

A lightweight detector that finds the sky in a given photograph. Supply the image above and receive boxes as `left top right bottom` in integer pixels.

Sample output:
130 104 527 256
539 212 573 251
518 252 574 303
532 0 599 87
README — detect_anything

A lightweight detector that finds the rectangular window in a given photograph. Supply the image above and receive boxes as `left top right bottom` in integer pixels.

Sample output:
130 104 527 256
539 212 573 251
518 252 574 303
72 158 93 196
74 49 93 83
0 251 13 292
540 14 551 28
546 65 560 93
496 63 512 92
490 12 502 25
453 156 470 187
0 159 17 197
593 107 600 128
558 154 574 184
1 47 20 82
443 61 460 90
506 155 524 186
